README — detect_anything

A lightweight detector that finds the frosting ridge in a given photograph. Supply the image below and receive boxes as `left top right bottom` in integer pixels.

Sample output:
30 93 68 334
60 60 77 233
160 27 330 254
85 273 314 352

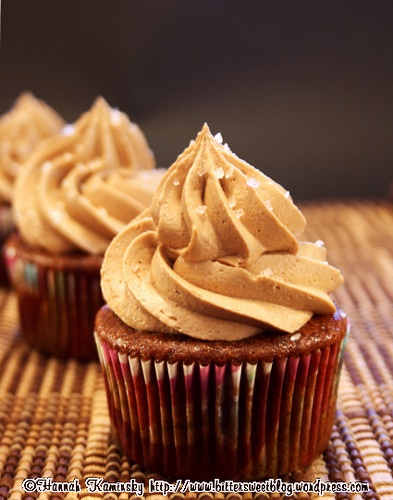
102 124 344 339
14 97 162 254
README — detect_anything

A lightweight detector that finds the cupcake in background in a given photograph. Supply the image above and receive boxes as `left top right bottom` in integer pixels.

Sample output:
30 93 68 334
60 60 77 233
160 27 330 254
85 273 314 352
5 97 165 359
95 124 349 480
0 92 65 285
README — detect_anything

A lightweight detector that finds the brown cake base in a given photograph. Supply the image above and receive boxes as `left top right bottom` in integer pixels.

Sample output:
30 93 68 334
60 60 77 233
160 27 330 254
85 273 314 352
95 305 349 481
4 232 104 360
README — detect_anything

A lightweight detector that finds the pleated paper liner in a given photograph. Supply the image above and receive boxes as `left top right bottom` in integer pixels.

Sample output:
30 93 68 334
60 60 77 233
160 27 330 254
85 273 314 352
95 308 349 481
4 232 103 360
0 204 16 287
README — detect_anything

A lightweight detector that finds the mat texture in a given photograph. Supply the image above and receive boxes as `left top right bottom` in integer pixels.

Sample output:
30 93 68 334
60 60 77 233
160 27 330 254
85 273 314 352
1 201 393 499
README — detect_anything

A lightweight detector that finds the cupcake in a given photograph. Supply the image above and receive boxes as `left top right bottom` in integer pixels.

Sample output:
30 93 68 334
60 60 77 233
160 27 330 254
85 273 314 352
5 97 165 359
0 92 65 285
95 124 348 480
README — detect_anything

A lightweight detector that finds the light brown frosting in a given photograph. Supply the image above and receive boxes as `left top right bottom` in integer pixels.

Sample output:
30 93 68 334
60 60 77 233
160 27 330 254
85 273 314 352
101 124 344 340
14 97 163 255
0 92 65 204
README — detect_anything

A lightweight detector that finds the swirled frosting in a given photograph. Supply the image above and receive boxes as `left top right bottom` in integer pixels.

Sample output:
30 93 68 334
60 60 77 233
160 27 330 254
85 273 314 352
102 124 344 340
0 92 65 204
14 97 163 255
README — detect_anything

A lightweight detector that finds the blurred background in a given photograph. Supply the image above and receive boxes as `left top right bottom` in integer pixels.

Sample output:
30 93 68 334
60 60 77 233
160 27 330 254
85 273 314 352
0 0 392 200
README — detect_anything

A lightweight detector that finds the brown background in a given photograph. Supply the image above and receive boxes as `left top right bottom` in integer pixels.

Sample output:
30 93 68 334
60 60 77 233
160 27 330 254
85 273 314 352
0 0 392 200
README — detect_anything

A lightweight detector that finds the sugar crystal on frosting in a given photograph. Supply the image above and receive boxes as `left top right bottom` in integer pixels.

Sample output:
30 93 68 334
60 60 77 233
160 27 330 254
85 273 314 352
247 177 261 189
196 205 207 215
234 208 244 218
225 166 235 178
262 268 274 277
228 196 236 208
173 179 180 186
264 199 273 211
198 165 208 177
110 108 121 125
214 132 223 144
290 333 301 341
49 209 65 224
214 167 225 179
61 124 75 136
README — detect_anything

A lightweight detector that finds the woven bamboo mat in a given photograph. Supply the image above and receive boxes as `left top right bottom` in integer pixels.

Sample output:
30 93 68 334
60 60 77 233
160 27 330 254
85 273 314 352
1 200 393 500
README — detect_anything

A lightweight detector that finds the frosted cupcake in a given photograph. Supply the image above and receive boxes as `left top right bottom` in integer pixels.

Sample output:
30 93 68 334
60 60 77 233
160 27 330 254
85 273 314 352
95 124 349 480
5 97 165 359
0 92 64 285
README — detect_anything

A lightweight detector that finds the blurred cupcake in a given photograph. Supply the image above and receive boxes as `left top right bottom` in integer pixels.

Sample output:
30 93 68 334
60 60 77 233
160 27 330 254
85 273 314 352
5 97 165 359
0 92 64 285
95 124 349 480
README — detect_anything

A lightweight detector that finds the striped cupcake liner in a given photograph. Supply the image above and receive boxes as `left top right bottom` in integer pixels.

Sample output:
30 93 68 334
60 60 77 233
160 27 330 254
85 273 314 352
0 204 15 286
5 245 103 360
95 323 349 481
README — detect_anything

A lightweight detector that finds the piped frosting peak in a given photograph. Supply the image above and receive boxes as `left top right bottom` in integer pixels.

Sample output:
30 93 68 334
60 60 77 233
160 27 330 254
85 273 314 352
0 92 65 203
14 97 163 254
102 124 344 339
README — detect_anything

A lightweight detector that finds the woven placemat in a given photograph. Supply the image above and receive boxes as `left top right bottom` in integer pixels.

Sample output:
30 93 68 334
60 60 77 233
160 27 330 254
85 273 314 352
1 200 393 500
